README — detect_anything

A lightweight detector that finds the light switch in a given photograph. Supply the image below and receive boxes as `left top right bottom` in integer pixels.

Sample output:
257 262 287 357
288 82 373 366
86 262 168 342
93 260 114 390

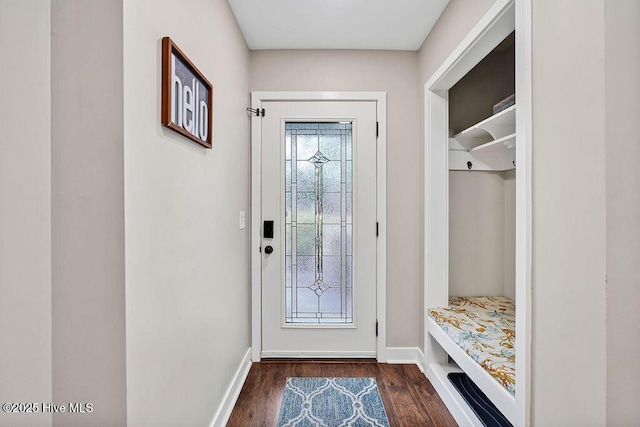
239 210 246 229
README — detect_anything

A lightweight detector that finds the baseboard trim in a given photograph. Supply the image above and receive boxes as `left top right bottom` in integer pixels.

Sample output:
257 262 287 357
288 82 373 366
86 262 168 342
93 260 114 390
261 350 377 358
210 347 252 427
416 348 426 373
385 347 426 367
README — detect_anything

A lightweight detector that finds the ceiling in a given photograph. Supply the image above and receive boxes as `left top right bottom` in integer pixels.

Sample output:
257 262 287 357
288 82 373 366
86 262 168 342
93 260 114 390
227 0 450 51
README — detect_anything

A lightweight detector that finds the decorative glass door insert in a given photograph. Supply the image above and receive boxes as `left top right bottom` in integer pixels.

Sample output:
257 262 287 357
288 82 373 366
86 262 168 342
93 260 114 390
285 122 352 324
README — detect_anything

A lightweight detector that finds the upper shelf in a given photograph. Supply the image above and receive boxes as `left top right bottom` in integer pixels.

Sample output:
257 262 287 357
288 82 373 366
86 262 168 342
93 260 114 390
470 133 516 154
449 104 516 171
453 105 516 150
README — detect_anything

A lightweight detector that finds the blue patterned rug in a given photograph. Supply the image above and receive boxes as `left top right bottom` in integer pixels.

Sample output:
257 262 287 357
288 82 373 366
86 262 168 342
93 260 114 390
277 377 390 427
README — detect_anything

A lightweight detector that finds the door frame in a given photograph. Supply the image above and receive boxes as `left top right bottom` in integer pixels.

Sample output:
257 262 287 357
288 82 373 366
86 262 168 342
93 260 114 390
250 92 387 362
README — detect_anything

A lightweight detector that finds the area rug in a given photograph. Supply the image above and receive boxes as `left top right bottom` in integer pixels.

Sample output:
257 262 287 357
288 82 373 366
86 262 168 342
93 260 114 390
277 377 390 427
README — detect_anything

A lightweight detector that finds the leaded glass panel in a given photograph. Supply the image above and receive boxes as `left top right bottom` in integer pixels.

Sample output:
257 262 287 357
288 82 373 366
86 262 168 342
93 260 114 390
284 122 353 324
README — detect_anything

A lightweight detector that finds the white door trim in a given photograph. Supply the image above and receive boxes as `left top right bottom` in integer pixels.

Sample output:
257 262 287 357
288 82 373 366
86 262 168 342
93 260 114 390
250 91 387 363
423 0 531 425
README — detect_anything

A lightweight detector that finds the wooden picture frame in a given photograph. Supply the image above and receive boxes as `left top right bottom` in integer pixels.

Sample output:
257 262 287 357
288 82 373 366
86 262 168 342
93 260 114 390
161 37 213 148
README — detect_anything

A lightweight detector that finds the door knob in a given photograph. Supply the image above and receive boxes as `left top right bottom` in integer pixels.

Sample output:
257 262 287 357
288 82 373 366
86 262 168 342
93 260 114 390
264 245 274 254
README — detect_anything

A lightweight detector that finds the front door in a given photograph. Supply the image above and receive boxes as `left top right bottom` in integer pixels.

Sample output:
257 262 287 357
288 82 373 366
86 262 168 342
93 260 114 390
261 100 378 358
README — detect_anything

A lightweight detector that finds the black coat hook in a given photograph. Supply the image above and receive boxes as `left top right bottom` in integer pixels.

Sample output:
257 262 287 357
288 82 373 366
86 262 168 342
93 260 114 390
246 107 265 118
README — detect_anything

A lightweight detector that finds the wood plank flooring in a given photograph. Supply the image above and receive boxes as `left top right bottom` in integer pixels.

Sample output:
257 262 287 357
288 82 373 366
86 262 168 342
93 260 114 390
227 360 457 426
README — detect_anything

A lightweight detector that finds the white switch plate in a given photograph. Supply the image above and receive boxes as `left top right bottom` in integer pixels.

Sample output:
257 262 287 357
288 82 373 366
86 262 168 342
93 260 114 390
239 210 246 229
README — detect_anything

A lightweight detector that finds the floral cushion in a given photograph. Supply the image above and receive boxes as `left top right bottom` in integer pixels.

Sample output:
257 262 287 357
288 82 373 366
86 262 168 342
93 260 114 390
428 296 515 395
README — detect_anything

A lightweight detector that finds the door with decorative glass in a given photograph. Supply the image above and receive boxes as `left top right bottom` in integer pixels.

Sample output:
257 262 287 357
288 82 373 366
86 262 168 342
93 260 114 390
261 101 378 357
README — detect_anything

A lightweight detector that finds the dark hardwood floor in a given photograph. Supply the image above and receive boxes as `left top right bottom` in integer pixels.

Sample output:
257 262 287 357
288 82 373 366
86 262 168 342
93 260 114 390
227 360 457 426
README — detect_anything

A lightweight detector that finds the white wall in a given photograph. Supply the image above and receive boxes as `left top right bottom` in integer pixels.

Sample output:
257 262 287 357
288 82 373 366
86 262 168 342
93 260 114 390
531 0 607 424
418 0 499 85
250 50 421 348
448 171 506 297
448 169 515 299
50 1 127 425
605 0 640 423
123 0 251 425
0 1 52 426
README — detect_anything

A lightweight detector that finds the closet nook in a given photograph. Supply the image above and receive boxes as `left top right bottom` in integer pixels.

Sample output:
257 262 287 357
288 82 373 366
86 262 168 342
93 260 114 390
423 0 530 423
428 31 516 424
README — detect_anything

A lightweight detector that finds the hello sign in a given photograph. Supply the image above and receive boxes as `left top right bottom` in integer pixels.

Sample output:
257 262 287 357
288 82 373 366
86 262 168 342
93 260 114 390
161 37 213 148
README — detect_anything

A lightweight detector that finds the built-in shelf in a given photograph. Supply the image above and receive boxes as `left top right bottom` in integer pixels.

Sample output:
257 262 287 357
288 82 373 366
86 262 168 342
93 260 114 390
449 105 516 171
454 105 516 149
470 132 516 153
